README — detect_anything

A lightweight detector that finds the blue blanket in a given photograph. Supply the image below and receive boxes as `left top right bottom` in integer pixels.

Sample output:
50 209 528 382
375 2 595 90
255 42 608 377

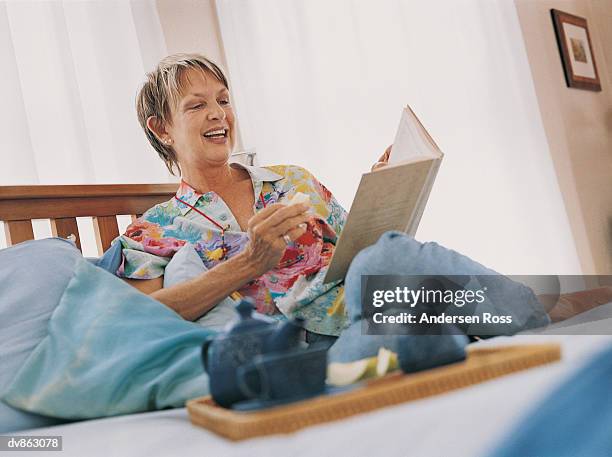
2 257 213 419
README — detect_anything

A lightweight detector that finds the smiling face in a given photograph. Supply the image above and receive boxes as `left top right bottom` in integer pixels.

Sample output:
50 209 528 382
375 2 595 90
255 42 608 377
149 68 236 174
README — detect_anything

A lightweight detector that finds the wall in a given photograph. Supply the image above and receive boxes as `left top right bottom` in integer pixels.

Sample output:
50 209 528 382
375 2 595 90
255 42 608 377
515 0 612 277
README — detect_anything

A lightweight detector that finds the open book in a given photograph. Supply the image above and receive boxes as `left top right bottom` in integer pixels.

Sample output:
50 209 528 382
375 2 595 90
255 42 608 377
323 106 443 283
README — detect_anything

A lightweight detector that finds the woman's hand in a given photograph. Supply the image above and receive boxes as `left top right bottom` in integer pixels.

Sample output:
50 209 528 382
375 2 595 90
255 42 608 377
371 145 392 171
240 202 310 276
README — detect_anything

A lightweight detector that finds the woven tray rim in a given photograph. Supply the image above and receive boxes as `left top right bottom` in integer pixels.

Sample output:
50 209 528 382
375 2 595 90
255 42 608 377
187 344 561 440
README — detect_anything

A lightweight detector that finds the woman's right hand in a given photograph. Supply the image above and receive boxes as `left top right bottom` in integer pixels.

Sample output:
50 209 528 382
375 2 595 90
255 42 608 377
240 202 310 277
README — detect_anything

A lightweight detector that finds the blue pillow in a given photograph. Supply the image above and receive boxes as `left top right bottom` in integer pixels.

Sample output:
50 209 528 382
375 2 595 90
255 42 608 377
0 238 81 432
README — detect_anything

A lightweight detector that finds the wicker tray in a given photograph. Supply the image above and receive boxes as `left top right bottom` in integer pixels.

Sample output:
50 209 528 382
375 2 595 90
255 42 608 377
187 344 561 441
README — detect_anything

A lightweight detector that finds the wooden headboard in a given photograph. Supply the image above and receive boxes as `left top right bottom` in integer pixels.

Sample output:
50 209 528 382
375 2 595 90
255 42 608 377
0 184 177 254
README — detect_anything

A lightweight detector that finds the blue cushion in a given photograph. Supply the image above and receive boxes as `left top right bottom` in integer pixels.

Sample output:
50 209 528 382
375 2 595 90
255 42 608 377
164 244 238 331
0 238 81 432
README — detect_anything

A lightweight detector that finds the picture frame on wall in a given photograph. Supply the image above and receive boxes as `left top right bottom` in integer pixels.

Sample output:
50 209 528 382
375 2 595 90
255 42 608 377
551 9 601 92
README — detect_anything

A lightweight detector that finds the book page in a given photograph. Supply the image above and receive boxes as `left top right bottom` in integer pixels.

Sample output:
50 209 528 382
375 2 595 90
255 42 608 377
389 106 442 164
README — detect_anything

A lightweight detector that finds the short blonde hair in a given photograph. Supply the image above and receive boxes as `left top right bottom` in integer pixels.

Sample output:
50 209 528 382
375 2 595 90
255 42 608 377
136 53 229 175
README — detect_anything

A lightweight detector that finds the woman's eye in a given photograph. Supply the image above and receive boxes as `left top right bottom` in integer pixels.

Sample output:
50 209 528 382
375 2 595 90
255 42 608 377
190 103 204 110
219 99 230 106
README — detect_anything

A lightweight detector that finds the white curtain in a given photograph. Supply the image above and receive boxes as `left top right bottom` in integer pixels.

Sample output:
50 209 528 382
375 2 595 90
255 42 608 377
216 0 583 275
0 0 171 185
0 0 173 252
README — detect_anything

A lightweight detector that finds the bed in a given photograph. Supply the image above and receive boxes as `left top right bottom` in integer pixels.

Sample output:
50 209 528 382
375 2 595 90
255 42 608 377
7 334 612 457
1 184 611 457
0 183 176 253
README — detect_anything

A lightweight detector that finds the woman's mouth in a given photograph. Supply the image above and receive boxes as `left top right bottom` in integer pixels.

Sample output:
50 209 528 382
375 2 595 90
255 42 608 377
202 128 228 144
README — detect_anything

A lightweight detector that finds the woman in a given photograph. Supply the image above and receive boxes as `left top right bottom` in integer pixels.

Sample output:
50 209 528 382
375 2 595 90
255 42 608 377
117 53 389 337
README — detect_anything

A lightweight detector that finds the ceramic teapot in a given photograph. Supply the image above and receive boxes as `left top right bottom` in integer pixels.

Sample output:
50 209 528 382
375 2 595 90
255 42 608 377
201 298 304 407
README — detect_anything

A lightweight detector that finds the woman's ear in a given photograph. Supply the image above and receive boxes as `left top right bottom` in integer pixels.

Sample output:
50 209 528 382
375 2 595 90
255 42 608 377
146 116 172 145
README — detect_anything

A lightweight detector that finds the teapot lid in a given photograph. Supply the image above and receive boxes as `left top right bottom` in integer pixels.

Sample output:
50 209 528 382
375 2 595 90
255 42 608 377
236 299 254 319
227 297 274 335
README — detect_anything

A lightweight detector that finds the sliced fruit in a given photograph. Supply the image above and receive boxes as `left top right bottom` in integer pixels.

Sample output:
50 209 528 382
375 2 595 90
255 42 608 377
327 357 375 386
376 347 399 376
327 348 400 386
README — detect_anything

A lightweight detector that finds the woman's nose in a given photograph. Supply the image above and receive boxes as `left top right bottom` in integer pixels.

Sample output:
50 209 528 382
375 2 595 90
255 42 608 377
207 102 226 121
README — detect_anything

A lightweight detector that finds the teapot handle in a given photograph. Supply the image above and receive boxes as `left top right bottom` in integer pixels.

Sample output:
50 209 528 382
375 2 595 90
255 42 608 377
201 338 213 372
237 360 269 400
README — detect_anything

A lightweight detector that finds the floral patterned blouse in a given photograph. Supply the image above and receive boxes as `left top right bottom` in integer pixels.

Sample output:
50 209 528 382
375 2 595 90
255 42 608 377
117 163 349 336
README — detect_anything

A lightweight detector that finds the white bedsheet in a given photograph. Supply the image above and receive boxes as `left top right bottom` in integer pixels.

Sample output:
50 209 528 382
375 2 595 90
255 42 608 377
8 334 612 457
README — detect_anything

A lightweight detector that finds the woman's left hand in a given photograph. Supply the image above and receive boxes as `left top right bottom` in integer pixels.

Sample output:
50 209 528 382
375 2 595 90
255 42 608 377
371 145 392 171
